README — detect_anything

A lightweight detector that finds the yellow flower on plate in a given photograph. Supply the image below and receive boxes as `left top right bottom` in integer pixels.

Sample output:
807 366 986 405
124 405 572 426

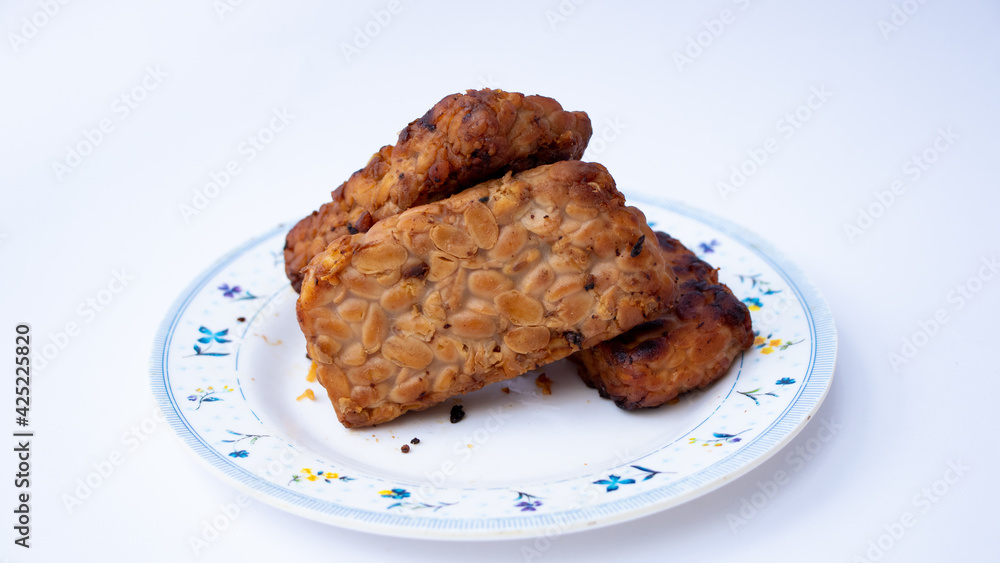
769 339 782 347
754 336 766 346
761 348 774 355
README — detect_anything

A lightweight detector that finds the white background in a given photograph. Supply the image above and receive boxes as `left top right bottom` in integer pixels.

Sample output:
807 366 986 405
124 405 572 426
2 0 998 561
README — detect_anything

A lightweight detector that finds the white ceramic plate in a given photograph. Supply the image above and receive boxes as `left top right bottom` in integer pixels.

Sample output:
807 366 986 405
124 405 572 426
150 198 836 539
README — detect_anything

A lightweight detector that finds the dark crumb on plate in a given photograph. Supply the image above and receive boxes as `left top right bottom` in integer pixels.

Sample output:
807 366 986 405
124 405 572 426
501 387 510 394
401 444 410 453
535 373 552 395
450 404 465 423
236 316 246 322
410 437 420 445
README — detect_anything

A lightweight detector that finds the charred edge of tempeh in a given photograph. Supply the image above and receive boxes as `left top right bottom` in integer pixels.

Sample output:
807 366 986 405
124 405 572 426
569 232 754 409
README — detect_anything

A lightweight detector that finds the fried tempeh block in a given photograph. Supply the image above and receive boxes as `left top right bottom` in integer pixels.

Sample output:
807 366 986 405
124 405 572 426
570 232 754 409
284 89 593 292
297 161 676 428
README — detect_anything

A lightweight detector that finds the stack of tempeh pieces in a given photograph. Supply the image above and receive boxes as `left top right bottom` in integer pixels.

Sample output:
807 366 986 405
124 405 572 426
288 89 753 428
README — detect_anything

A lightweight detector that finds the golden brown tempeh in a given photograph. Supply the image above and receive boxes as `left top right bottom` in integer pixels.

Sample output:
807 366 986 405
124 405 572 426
297 161 676 427
570 232 754 409
283 89 593 292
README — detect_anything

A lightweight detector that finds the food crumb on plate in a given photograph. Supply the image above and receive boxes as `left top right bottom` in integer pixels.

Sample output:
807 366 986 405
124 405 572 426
450 404 465 423
535 373 552 395
296 389 315 401
401 444 410 454
306 361 318 382
501 387 510 394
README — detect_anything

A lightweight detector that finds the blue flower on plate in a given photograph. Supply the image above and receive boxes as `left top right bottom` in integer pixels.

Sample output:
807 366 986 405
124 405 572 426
776 377 796 386
190 328 232 357
380 488 410 500
699 240 719 254
228 450 249 458
197 326 231 344
516 500 542 512
594 474 635 492
218 284 242 298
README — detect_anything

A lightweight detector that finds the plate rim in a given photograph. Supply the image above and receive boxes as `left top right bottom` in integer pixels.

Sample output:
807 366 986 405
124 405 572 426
150 197 838 540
